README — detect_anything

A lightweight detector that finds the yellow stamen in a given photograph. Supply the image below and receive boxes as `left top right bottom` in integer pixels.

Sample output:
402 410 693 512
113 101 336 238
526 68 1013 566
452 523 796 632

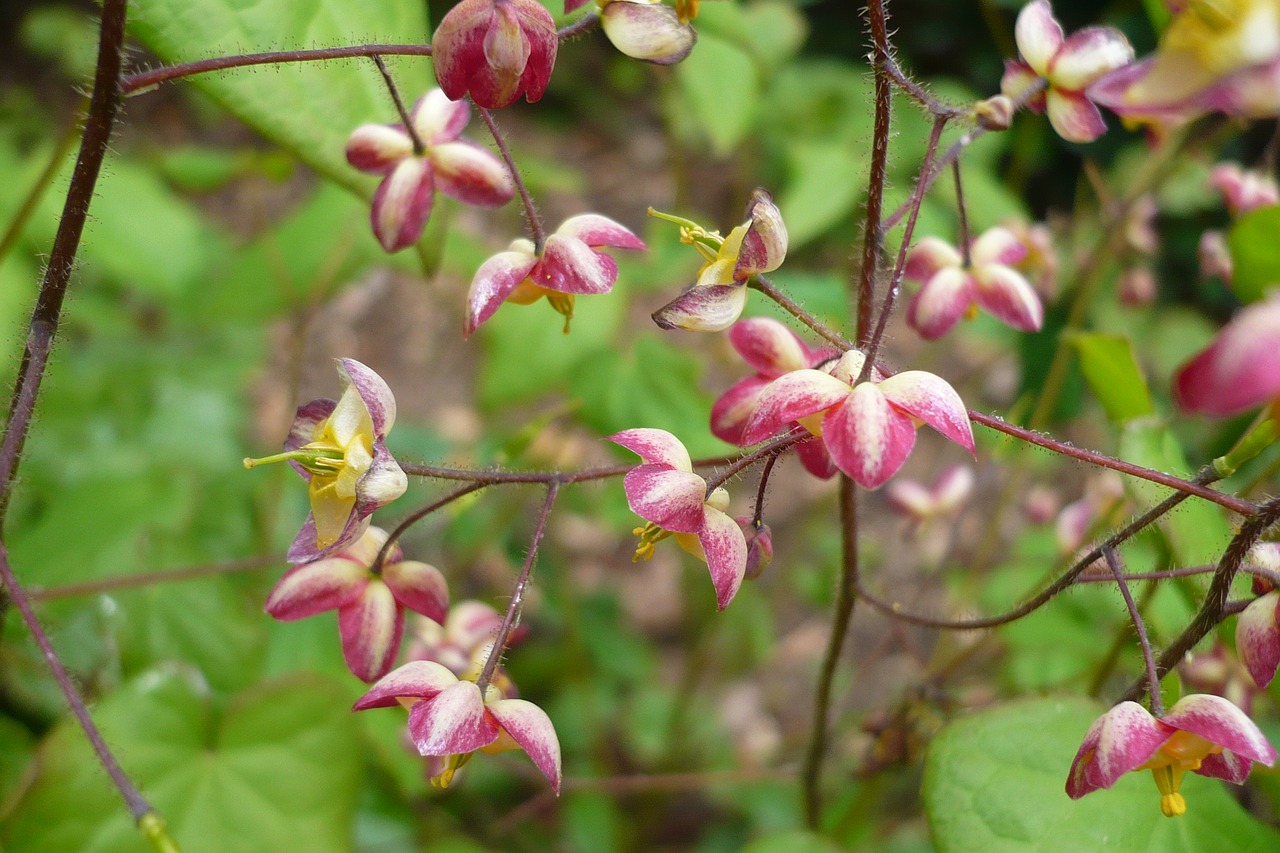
632 522 671 562
546 292 575 334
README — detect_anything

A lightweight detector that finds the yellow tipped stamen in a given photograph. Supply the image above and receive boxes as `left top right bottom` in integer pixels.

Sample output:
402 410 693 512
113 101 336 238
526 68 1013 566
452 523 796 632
632 522 671 562
546 292 575 334
1151 765 1189 818
675 0 700 24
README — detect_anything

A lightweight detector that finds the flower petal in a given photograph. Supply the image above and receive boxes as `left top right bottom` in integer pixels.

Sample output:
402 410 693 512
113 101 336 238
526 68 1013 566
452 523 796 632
729 318 812 377
622 465 708 533
487 698 563 793
1174 297 1280 417
346 124 414 174
697 508 749 610
408 680 502 755
431 0 494 103
710 376 770 445
906 268 975 340
600 1 697 65
338 579 405 682
556 214 647 250
264 558 369 620
876 371 975 454
284 398 337 465
1163 694 1278 767
1015 0 1064 77
383 560 450 623
1049 26 1134 90
970 226 1027 268
371 157 434 253
608 427 693 471
536 234 618 294
795 435 839 480
741 369 851 445
338 358 397 436
904 236 963 282
972 265 1044 332
465 249 540 336
356 441 409 513
1045 89 1108 143
1001 59 1046 109
410 89 471 145
1198 750 1254 784
1237 593 1280 689
353 660 460 710
287 513 370 564
651 283 748 332
734 189 788 278
431 141 516 208
1066 701 1168 797
822 384 917 489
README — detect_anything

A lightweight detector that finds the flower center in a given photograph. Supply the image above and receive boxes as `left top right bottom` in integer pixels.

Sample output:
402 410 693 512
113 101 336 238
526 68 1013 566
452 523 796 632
632 522 672 561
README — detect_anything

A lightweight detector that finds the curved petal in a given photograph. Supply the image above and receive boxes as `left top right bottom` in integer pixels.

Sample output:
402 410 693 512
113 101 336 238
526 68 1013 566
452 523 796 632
600 1 697 65
822 386 917 490
264 558 368 620
346 124 413 174
729 318 811 376
1198 750 1254 784
1066 702 1168 796
608 427 692 471
353 660 460 710
356 442 408 512
511 0 558 104
741 369 851 445
886 479 935 518
464 249 539 336
1163 695 1278 766
652 283 747 332
1001 59 1047 110
876 371 975 453
1045 90 1108 143
1049 26 1134 90
371 157 434 253
904 237 962 282
411 89 471 145
1174 298 1280 416
287 512 370 565
384 559 450 623
431 141 515 207
1015 0 1064 77
536 234 618 294
972 265 1044 332
431 0 494 103
556 213 647 250
622 465 707 533
338 359 397 436
1236 593 1280 689
408 680 501 755
795 435 839 480
710 376 770 445
734 189 788 278
970 226 1027 268
338 580 404 682
906 268 975 340
487 698 563 793
284 398 337 474
697 508 748 610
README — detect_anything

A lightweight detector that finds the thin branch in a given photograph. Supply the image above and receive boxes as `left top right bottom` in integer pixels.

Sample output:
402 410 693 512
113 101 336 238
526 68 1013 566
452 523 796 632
1103 547 1163 715
953 159 971 266
476 106 546 251
855 0 894 342
27 556 277 601
372 483 489 574
370 55 423 154
752 274 856 350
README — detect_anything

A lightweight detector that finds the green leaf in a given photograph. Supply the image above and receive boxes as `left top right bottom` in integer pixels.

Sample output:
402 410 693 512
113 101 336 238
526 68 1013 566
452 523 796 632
675 32 760 157
0 716 35 816
2 671 364 853
128 0 433 192
741 831 843 853
778 140 868 247
924 697 1280 852
1227 205 1280 303
1066 332 1154 424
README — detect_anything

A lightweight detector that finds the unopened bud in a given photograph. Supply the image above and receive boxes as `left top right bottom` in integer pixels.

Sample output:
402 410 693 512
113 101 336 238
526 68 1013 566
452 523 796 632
974 95 1014 131
738 517 774 580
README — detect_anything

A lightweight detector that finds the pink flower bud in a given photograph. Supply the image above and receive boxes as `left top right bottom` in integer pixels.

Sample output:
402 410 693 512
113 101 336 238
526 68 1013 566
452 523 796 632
599 0 697 65
737 517 774 580
1175 295 1280 417
432 0 558 109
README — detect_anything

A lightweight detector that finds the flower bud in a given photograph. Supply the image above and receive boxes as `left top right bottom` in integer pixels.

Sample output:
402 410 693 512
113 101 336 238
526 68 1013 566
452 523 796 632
737 517 774 580
974 94 1014 131
432 0 558 109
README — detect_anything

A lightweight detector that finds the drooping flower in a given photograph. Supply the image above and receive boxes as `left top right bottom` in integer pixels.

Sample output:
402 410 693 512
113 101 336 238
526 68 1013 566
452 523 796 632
742 350 975 491
346 89 514 252
464 214 646 335
244 359 408 563
1000 0 1135 142
609 428 748 610
652 190 788 332
904 226 1044 340
354 660 562 792
737 517 773 580
710 318 838 479
1066 695 1277 817
432 0 558 109
265 526 449 682
1236 592 1280 688
584 0 698 64
885 464 975 526
1174 295 1280 416
1210 161 1280 215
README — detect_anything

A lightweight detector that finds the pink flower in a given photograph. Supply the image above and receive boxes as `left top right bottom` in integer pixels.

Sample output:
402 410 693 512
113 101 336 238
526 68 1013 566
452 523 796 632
885 464 975 525
354 660 561 792
737 517 773 580
742 350 975 491
593 0 697 64
1066 695 1277 817
1210 162 1280 215
904 227 1044 339
1180 643 1262 717
1174 295 1280 416
465 214 646 336
346 89 514 252
1000 0 1134 142
431 0 558 110
710 318 838 479
609 428 748 610
266 527 449 682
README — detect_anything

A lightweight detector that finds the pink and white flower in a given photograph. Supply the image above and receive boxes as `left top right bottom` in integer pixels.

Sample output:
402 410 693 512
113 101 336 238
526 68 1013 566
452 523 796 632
710 318 838 479
1000 0 1134 143
465 214 646 335
354 660 561 792
885 464 975 525
431 0 558 109
904 227 1044 340
1174 295 1280 416
742 350 975 491
584 0 698 65
1066 695 1277 817
1237 591 1280 688
1210 162 1280 215
609 428 748 610
266 526 449 682
346 89 514 253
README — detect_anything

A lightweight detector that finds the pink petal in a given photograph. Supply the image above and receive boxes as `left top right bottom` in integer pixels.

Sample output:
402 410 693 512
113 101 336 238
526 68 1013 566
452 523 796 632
970 226 1027 268
1236 593 1280 689
1014 0 1063 77
1001 60 1047 110
1198 750 1254 784
353 660 460 710
264 558 369 620
431 0 494 103
710 376 770 445
933 464 976 513
1049 26 1134 91
1174 297 1280 416
608 427 693 471
509 0 558 104
886 479 935 518
600 1 696 65
383 560 450 623
795 435 839 480
1066 702 1168 797
284 398 337 459
287 513 370 565
465 248 539 337
822 385 918 490
564 0 592 11
1163 694 1278 767
651 283 748 332
622 465 708 534
972 265 1044 332
408 681 502 755
487 698 563 793
734 189 788 278
445 601 504 650
355 441 408 512
697 508 749 610
876 371 975 453
431 141 515 208
904 237 962 282
337 358 397 436
410 89 471 145
371 157 435 253
741 369 850 445
729 318 811 377
906 268 975 340
1045 90 1108 143
338 579 405 682
556 213 647 251
535 234 618 294
346 124 413 174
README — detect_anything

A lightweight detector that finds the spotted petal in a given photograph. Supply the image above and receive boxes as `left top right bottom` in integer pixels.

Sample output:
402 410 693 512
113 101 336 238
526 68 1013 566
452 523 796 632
734 190 788 278
822 384 918 490
338 579 405 682
384 560 450 623
346 124 414 174
907 267 975 340
609 427 693 471
487 698 563 793
371 157 434 253
876 370 975 453
464 248 540 337
431 141 515 208
741 369 850 445
729 318 811 377
972 265 1044 332
711 375 770 446
338 359 397 437
536 234 619 294
1237 593 1280 689
600 0 696 65
557 213 647 250
652 283 748 332
622 465 707 533
265 558 369 620
697 507 748 610
1065 701 1168 797
1162 694 1278 767
354 660 460 710
408 681 502 755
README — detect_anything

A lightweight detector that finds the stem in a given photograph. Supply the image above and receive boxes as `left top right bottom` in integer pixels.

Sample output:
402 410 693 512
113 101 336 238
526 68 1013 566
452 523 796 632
752 275 855 350
476 482 561 694
27 556 277 601
953 159 971 266
855 0 893 342
801 475 858 828
476 106 546 252
752 453 779 525
370 55 423 155
372 483 489 574
882 53 964 118
1103 547 1163 715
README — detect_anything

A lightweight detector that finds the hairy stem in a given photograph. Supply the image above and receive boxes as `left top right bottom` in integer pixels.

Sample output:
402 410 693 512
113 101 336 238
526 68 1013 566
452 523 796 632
855 0 893 342
1104 547 1163 715
371 55 424 154
477 106 546 251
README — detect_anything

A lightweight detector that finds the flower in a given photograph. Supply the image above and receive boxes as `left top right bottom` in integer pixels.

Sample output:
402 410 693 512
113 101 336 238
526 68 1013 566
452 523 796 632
904 227 1044 340
1000 0 1134 142
354 660 562 792
609 428 748 610
710 318 838 479
265 526 449 682
346 89 514 252
464 214 646 335
741 350 975 491
586 0 698 64
1210 161 1280 215
431 0 558 109
1066 695 1277 817
244 359 408 563
652 190 788 332
737 517 773 580
1237 590 1280 688
1180 643 1262 716
1090 0 1280 127
1174 295 1280 416
885 464 975 526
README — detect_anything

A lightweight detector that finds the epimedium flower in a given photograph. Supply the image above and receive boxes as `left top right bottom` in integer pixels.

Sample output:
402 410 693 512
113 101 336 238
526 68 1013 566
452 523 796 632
1181 642 1263 717
711 318 839 480
904 226 1044 340
265 526 449 682
609 428 748 610
565 0 697 65
464 214 647 336
1000 0 1135 142
432 0 558 109
885 463 975 527
1066 695 1277 817
1235 542 1280 688
1174 294 1280 416
651 189 788 332
1210 161 1280 215
244 358 408 563
741 350 975 491
354 660 562 792
346 88 515 253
